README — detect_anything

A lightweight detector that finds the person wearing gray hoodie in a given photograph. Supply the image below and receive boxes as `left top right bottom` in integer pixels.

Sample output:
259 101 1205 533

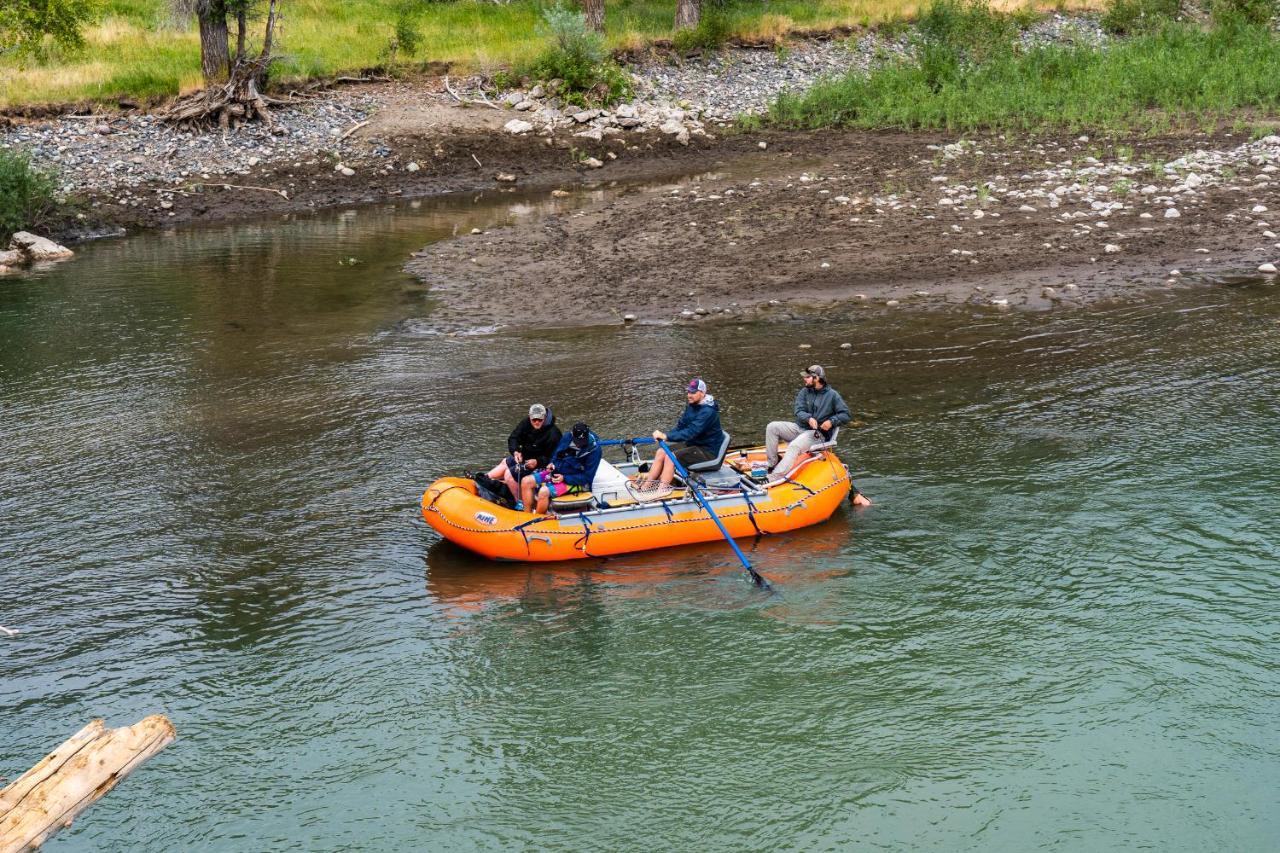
765 365 851 479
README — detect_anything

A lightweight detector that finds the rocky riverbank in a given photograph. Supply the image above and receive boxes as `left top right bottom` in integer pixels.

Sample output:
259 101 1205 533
0 15 1112 236
2 15 1278 329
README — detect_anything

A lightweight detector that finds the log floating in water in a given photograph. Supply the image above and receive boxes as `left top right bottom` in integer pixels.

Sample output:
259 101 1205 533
0 715 176 853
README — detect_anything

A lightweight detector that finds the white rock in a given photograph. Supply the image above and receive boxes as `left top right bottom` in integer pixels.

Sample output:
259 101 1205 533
503 119 534 135
574 127 603 142
623 313 637 322
820 262 830 269
1264 231 1277 239
1165 208 1181 218
615 103 636 118
582 157 604 169
1259 263 1278 274
1252 204 1269 214
1184 173 1203 188
502 92 525 106
572 109 601 123
840 342 852 349
1141 185 1157 194
1019 204 1036 212
9 232 73 261
495 173 517 183
0 249 25 267
1104 243 1121 254
338 166 355 177
885 300 900 307
515 100 536 112
758 141 768 150
406 162 420 172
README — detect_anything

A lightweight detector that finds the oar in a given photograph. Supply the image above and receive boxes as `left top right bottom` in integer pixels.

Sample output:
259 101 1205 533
657 439 771 590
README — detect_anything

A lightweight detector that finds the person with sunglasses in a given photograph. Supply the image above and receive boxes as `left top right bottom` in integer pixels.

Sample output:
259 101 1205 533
486 403 561 506
765 365 851 482
631 377 724 500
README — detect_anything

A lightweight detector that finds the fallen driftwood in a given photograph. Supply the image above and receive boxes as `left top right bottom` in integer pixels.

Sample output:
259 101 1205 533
170 182 290 199
0 716 176 853
443 76 501 110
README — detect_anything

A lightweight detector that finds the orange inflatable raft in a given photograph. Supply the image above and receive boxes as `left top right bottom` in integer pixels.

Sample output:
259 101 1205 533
421 446 852 562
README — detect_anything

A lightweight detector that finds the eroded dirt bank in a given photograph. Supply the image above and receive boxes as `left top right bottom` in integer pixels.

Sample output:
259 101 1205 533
407 129 1280 330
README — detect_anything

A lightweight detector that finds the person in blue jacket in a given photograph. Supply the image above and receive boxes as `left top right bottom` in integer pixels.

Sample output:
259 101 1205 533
523 421 602 514
634 377 725 498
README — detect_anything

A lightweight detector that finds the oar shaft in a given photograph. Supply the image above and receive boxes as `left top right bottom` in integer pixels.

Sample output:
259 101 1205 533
657 440 768 589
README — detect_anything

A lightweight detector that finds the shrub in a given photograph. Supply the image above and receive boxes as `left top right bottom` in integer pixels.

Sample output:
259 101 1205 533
673 12 732 53
522 3 633 106
0 149 59 243
384 0 427 63
1101 0 1183 34
1210 0 1279 26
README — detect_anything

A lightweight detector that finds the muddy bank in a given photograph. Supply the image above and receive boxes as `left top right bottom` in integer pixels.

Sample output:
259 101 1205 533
407 129 1280 330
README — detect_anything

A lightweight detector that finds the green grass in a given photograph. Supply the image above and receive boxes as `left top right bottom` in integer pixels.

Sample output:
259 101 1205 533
1 0 1094 108
768 2 1280 133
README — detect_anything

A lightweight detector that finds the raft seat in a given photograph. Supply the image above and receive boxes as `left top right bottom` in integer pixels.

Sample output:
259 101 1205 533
687 432 731 473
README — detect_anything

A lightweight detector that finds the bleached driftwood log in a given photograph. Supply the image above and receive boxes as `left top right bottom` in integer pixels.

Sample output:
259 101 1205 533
0 716 176 853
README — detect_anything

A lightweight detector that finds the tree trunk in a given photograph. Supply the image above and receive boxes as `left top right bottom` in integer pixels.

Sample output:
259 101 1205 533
235 7 246 63
581 0 604 33
198 0 231 83
674 0 700 30
0 716 176 853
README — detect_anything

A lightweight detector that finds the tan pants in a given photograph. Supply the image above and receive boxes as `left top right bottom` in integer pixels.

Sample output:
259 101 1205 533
765 421 820 475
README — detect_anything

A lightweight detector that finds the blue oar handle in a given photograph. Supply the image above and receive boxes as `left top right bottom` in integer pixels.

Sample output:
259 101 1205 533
657 440 770 590
597 437 656 447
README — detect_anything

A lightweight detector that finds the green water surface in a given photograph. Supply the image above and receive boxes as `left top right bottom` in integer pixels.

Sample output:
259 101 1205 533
1 191 1278 851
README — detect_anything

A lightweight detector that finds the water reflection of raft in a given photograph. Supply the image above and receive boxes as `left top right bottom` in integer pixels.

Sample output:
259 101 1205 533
421 447 852 562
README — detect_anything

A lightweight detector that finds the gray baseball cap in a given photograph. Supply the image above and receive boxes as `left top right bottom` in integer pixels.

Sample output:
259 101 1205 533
802 365 826 380
529 403 547 419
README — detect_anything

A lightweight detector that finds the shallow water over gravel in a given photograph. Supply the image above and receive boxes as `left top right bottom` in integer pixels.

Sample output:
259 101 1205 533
2 190 1278 851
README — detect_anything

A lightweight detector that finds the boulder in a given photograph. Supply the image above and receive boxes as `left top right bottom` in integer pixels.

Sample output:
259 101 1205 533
503 119 534 135
659 120 689 145
502 92 525 107
572 109 601 124
574 127 603 142
0 248 25 268
9 232 73 261
528 84 545 99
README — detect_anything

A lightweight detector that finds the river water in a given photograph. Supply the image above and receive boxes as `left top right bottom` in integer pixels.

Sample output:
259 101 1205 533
2 187 1278 851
